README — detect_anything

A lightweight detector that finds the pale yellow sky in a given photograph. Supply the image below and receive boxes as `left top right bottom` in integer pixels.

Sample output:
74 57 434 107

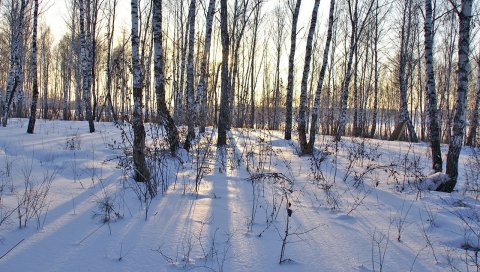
44 0 131 42
44 0 324 43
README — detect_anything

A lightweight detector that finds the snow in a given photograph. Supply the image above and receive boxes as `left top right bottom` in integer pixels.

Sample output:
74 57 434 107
0 119 479 271
417 172 450 191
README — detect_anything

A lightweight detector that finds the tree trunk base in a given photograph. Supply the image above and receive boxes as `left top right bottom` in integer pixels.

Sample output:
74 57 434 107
389 121 406 141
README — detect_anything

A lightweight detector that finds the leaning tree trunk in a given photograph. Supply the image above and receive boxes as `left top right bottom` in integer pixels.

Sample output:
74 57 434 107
184 0 197 150
153 0 180 154
284 0 302 140
130 0 151 193
297 0 320 154
79 0 95 132
466 57 480 146
197 0 216 133
424 0 442 172
217 0 230 146
27 0 39 134
306 0 336 154
440 0 473 193
2 0 26 127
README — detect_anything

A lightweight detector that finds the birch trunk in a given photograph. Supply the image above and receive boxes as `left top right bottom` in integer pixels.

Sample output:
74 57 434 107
183 0 197 150
424 0 442 172
79 0 95 132
2 0 26 127
130 0 151 190
228 0 250 128
272 5 285 130
41 37 49 120
249 1 261 129
196 0 215 133
336 0 376 141
284 0 302 140
175 2 187 124
153 0 180 154
64 1 77 120
389 0 417 142
74 37 84 120
217 0 230 146
27 0 39 133
297 0 320 154
97 0 118 122
306 0 336 154
441 0 473 192
370 0 379 137
335 0 358 141
466 57 480 146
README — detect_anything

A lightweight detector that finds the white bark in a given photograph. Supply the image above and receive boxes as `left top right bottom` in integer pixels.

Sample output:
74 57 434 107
27 0 39 134
424 0 442 172
307 0 336 153
297 0 320 153
153 0 180 153
196 0 216 133
184 0 197 150
443 0 473 192
335 0 375 141
217 0 230 146
78 0 95 132
2 0 27 127
284 0 302 140
130 0 151 188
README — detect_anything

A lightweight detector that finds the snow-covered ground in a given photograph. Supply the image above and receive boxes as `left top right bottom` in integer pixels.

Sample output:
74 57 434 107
0 119 479 271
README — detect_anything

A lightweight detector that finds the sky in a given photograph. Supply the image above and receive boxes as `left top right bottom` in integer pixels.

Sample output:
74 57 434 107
44 0 324 43
45 0 132 43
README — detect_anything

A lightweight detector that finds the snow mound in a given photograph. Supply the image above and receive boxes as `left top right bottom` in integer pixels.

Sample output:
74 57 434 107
417 172 450 191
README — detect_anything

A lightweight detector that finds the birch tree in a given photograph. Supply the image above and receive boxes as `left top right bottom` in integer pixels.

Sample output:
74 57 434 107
174 1 187 124
305 0 336 154
297 0 320 153
131 0 151 190
2 0 27 127
72 1 84 121
228 0 254 128
369 0 380 138
284 0 302 140
424 0 442 172
78 0 95 132
271 4 286 130
217 0 230 146
389 0 418 142
248 0 262 129
27 0 39 134
197 0 216 133
466 55 480 146
97 0 118 122
40 28 52 120
184 0 197 150
63 1 76 121
335 0 375 141
153 0 180 154
59 35 71 120
440 0 473 192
